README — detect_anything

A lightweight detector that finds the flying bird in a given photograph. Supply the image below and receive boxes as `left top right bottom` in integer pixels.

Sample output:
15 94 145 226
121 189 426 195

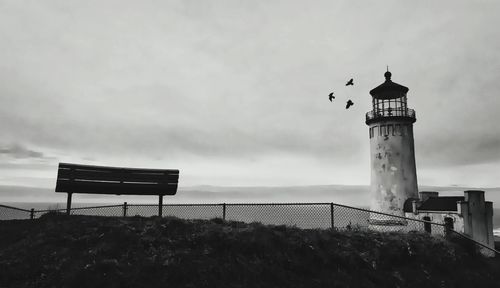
345 78 354 86
328 92 335 102
346 99 354 109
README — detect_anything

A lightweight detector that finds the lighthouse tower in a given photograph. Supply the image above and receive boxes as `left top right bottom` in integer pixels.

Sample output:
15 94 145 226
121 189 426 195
366 71 418 223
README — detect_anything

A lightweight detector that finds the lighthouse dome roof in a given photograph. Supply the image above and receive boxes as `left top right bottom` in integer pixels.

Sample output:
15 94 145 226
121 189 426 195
370 71 409 99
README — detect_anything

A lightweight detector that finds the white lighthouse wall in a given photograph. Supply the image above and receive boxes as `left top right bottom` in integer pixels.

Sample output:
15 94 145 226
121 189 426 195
369 121 418 217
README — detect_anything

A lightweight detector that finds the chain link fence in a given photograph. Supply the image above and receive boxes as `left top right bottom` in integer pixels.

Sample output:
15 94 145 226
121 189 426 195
2 201 497 255
0 204 33 220
0 202 445 233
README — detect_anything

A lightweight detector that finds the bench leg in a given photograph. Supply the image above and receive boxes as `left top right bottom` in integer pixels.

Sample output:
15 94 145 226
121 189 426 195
66 193 72 215
158 195 163 217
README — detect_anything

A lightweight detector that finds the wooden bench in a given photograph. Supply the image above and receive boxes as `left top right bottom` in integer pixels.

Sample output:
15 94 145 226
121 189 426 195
55 162 179 216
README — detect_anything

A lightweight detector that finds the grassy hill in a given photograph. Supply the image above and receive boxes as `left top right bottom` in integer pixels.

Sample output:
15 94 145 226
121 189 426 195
1 214 499 288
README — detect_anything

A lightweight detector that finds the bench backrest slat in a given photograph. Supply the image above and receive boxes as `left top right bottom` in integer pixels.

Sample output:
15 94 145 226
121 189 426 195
57 167 179 183
55 163 179 196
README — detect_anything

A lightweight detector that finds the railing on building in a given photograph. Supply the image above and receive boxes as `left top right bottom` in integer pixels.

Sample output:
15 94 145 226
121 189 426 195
366 108 416 123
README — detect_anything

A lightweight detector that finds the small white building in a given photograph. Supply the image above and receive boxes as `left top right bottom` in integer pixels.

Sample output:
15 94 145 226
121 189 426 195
404 190 495 257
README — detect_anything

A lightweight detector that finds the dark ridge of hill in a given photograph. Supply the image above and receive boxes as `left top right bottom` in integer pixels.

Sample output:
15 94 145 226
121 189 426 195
0 214 499 288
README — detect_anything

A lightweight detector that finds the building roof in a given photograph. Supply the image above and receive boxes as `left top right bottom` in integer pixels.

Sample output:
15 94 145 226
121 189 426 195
369 71 409 99
403 198 419 213
418 196 465 212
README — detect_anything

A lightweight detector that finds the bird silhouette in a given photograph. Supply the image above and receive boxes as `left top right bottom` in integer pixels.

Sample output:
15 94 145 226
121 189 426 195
346 99 354 109
345 78 354 86
328 92 335 102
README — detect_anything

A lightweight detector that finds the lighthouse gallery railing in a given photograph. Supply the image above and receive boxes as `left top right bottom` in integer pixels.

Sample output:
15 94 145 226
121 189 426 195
366 108 415 122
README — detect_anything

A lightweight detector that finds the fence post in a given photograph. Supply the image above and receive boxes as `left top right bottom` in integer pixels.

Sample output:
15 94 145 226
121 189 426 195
222 203 226 221
66 193 72 215
123 202 128 217
158 195 163 217
30 208 35 220
330 203 334 229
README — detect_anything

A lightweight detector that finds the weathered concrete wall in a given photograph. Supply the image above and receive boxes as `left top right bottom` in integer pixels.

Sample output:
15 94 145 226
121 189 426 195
405 212 465 234
462 190 495 257
485 202 495 256
369 120 418 220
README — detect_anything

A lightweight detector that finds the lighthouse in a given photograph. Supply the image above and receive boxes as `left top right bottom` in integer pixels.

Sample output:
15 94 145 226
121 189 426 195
366 71 418 224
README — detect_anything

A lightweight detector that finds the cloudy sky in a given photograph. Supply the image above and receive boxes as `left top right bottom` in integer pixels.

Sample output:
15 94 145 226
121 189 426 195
1 0 499 190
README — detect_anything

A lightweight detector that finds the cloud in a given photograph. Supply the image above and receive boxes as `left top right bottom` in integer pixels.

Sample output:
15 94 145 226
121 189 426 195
0 1 499 187
416 131 500 167
0 143 47 159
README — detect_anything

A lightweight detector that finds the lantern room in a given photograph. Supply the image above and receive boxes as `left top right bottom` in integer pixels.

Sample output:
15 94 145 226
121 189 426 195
365 71 416 124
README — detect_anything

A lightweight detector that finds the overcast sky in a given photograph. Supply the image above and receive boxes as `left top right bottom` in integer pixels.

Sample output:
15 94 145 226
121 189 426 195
1 0 499 189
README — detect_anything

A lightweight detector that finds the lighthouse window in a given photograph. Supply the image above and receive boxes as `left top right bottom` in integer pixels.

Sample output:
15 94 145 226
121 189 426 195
395 124 401 136
386 125 392 136
388 100 394 114
379 125 386 136
371 126 378 138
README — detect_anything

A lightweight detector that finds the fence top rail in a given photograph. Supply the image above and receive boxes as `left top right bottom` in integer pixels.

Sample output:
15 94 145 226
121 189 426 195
5 202 447 227
127 202 334 207
330 202 447 227
35 208 67 213
66 204 124 211
222 202 332 206
206 202 447 227
129 202 446 227
36 204 124 213
129 203 225 207
450 230 500 255
0 204 31 213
